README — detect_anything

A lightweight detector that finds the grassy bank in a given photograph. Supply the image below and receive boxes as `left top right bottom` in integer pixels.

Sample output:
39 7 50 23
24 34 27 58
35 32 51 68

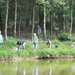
0 37 75 61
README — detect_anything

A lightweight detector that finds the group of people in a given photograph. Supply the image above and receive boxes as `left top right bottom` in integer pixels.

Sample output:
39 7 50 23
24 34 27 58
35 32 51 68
16 33 53 50
16 33 38 50
1 29 75 50
0 30 39 51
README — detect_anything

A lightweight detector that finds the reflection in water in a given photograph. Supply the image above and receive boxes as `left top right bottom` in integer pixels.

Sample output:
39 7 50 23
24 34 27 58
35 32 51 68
16 67 26 75
48 67 52 75
16 67 22 75
72 65 75 71
1 60 75 75
46 67 52 75
0 71 2 75
23 69 26 75
32 66 38 75
72 64 75 75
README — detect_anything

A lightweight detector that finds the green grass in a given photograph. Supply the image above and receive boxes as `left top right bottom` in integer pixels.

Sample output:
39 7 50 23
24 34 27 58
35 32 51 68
0 38 75 59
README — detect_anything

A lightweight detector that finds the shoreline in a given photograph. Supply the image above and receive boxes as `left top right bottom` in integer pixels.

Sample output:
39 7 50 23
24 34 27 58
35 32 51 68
0 56 75 62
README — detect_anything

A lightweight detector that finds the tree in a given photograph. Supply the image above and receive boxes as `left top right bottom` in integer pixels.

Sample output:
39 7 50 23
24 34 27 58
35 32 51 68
43 2 46 40
31 0 36 41
14 0 17 38
36 0 47 40
4 0 9 40
1 0 75 40
70 0 73 36
0 3 2 31
50 0 53 36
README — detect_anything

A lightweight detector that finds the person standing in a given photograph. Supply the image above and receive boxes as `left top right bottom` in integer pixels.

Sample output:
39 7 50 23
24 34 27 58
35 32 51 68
72 42 75 49
37 25 42 35
32 33 38 50
0 31 3 48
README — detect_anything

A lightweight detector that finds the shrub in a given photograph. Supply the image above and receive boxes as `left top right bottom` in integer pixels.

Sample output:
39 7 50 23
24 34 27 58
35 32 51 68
3 37 16 48
57 32 71 41
71 37 75 42
38 50 50 58
0 37 75 59
52 39 61 45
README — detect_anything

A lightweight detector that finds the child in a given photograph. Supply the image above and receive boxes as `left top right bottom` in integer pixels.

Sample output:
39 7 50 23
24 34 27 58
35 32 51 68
46 40 51 48
32 33 38 50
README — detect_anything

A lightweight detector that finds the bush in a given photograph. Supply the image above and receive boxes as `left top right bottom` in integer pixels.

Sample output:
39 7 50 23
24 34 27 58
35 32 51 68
3 37 17 47
71 37 75 42
52 39 61 45
38 50 50 58
0 37 75 59
57 32 71 41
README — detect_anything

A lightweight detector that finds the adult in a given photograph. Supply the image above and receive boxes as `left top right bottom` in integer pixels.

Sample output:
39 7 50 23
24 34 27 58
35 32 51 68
0 31 3 48
32 33 38 50
17 40 26 50
37 25 42 35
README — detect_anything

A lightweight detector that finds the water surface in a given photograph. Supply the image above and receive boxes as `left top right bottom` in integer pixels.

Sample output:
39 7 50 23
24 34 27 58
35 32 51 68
0 59 75 75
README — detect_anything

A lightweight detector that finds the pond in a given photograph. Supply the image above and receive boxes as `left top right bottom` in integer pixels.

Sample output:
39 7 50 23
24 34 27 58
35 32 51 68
0 59 75 75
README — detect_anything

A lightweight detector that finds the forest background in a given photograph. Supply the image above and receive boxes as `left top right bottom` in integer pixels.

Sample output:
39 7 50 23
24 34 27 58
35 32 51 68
0 0 75 41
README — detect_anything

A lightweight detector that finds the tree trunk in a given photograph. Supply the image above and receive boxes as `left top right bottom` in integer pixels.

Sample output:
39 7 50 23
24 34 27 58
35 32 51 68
18 19 21 38
0 4 2 31
70 0 73 36
14 0 17 38
63 14 65 32
18 2 21 38
26 18 29 28
39 5 44 29
50 0 52 36
50 11 52 36
4 0 9 40
43 3 46 40
31 4 35 41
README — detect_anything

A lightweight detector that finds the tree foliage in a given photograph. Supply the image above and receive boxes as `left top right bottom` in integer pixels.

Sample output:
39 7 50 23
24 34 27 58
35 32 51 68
0 0 75 40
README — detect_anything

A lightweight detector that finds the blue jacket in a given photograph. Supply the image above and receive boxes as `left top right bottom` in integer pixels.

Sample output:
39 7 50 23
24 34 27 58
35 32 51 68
17 40 25 45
